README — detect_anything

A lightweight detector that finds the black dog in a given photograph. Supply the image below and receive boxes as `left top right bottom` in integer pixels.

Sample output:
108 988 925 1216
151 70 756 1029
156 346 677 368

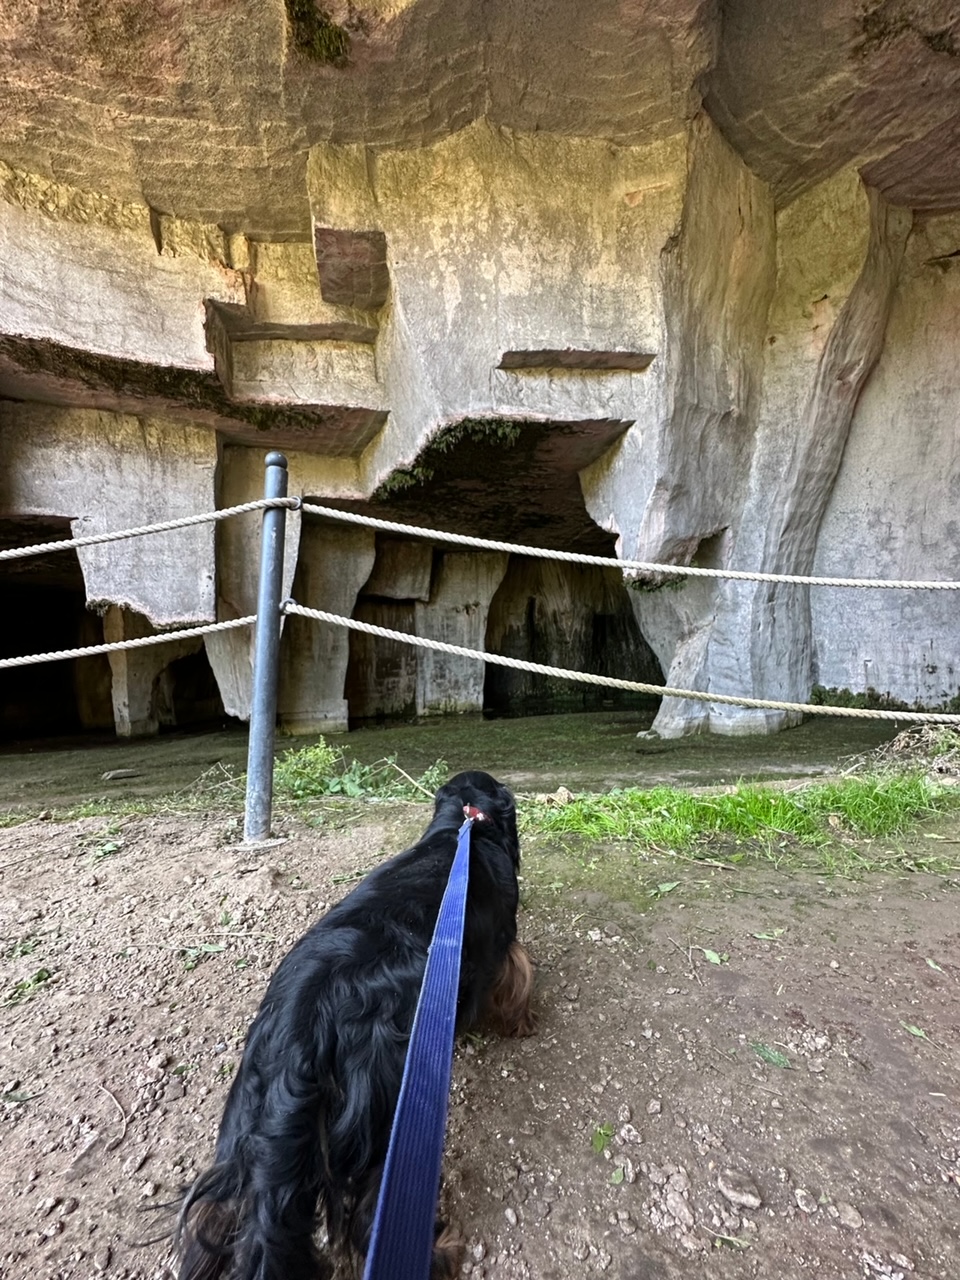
177 770 535 1280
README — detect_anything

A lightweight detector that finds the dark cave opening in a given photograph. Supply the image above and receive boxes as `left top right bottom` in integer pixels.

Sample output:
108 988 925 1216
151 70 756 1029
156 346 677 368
333 417 666 726
0 518 228 743
0 518 112 741
482 556 663 718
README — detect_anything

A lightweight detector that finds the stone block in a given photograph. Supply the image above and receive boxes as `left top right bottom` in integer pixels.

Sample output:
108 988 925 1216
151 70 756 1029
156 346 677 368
205 448 302 721
362 537 434 601
314 228 390 310
102 606 202 738
0 402 217 628
415 551 509 716
345 601 418 721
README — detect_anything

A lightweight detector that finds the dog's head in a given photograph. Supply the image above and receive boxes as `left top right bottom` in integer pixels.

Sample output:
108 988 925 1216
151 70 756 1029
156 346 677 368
433 770 520 865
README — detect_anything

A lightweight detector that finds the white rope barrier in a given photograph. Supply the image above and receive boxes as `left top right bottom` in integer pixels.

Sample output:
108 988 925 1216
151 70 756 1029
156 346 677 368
1 485 957 723
0 617 255 670
0 498 300 563
3 493 956 591
283 601 960 725
301 503 960 591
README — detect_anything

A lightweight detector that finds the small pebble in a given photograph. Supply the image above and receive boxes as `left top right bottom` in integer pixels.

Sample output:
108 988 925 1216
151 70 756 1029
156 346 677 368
665 1189 694 1229
836 1201 863 1229
717 1169 763 1210
795 1187 818 1214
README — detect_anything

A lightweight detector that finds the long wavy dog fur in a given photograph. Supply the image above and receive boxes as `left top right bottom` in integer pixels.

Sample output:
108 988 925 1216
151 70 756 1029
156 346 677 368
176 770 535 1280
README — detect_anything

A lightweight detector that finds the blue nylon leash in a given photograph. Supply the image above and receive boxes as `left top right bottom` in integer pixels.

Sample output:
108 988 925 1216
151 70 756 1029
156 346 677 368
362 815 474 1280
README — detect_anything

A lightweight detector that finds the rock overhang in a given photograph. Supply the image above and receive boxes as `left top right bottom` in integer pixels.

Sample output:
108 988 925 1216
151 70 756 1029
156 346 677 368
1 2 956 240
315 416 636 554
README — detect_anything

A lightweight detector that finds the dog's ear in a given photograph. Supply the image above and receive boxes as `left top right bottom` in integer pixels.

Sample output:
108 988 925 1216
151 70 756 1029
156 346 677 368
432 776 467 820
495 782 520 866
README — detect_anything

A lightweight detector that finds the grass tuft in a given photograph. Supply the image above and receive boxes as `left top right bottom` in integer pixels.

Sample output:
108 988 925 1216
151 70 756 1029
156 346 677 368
797 774 949 838
524 774 960 855
2 967 56 1007
272 741 449 803
0 742 451 826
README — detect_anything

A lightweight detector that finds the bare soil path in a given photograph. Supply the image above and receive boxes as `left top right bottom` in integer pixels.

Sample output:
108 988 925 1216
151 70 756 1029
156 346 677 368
1 717 958 1278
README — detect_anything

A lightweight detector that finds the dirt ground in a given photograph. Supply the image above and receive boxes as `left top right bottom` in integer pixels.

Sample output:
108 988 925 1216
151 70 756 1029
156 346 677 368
2 729 960 1279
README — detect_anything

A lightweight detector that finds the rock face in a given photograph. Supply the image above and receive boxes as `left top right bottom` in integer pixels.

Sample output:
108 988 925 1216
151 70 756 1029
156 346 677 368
0 1 957 737
658 184 916 736
715 191 914 734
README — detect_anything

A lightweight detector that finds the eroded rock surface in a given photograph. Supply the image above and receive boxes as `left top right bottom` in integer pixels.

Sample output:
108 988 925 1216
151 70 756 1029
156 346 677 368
0 1 958 736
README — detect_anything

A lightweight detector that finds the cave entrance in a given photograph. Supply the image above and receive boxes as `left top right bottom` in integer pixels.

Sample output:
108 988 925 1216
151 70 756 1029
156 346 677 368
0 519 228 742
0 517 112 741
333 417 665 725
155 647 228 732
483 556 662 717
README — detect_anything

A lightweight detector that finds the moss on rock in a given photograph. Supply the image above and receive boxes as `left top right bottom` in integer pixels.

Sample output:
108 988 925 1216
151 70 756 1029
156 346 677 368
375 418 522 499
284 0 350 65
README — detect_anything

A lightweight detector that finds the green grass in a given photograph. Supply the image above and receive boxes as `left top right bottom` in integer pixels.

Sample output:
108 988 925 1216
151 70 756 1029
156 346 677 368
795 774 953 837
3 733 957 890
195 740 450 809
524 774 960 853
271 742 450 803
4 936 40 960
518 772 960 900
2 967 56 1008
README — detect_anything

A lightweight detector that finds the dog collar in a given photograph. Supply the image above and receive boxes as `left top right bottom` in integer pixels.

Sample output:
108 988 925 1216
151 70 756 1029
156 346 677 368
463 804 488 821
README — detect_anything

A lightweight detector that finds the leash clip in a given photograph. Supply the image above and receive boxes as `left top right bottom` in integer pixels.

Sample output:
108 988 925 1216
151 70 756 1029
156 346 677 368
463 804 487 822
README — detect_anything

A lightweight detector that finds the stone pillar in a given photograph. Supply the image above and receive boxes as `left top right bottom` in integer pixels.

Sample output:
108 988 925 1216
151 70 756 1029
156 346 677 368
621 116 776 738
415 552 509 716
103 606 201 737
346 601 418 721
74 611 114 731
278 522 376 734
362 537 433 602
344 538 433 721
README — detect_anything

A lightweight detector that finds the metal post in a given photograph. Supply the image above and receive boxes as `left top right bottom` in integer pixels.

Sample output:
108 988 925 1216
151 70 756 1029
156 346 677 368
243 452 289 842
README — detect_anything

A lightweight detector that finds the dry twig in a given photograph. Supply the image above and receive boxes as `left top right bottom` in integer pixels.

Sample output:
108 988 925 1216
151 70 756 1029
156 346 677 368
98 1082 131 1151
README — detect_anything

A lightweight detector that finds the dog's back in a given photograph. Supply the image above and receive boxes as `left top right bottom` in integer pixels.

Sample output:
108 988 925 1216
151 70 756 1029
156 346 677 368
177 770 533 1280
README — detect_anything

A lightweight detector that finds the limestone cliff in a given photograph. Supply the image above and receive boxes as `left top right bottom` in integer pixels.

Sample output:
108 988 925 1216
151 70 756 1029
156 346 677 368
0 1 957 736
